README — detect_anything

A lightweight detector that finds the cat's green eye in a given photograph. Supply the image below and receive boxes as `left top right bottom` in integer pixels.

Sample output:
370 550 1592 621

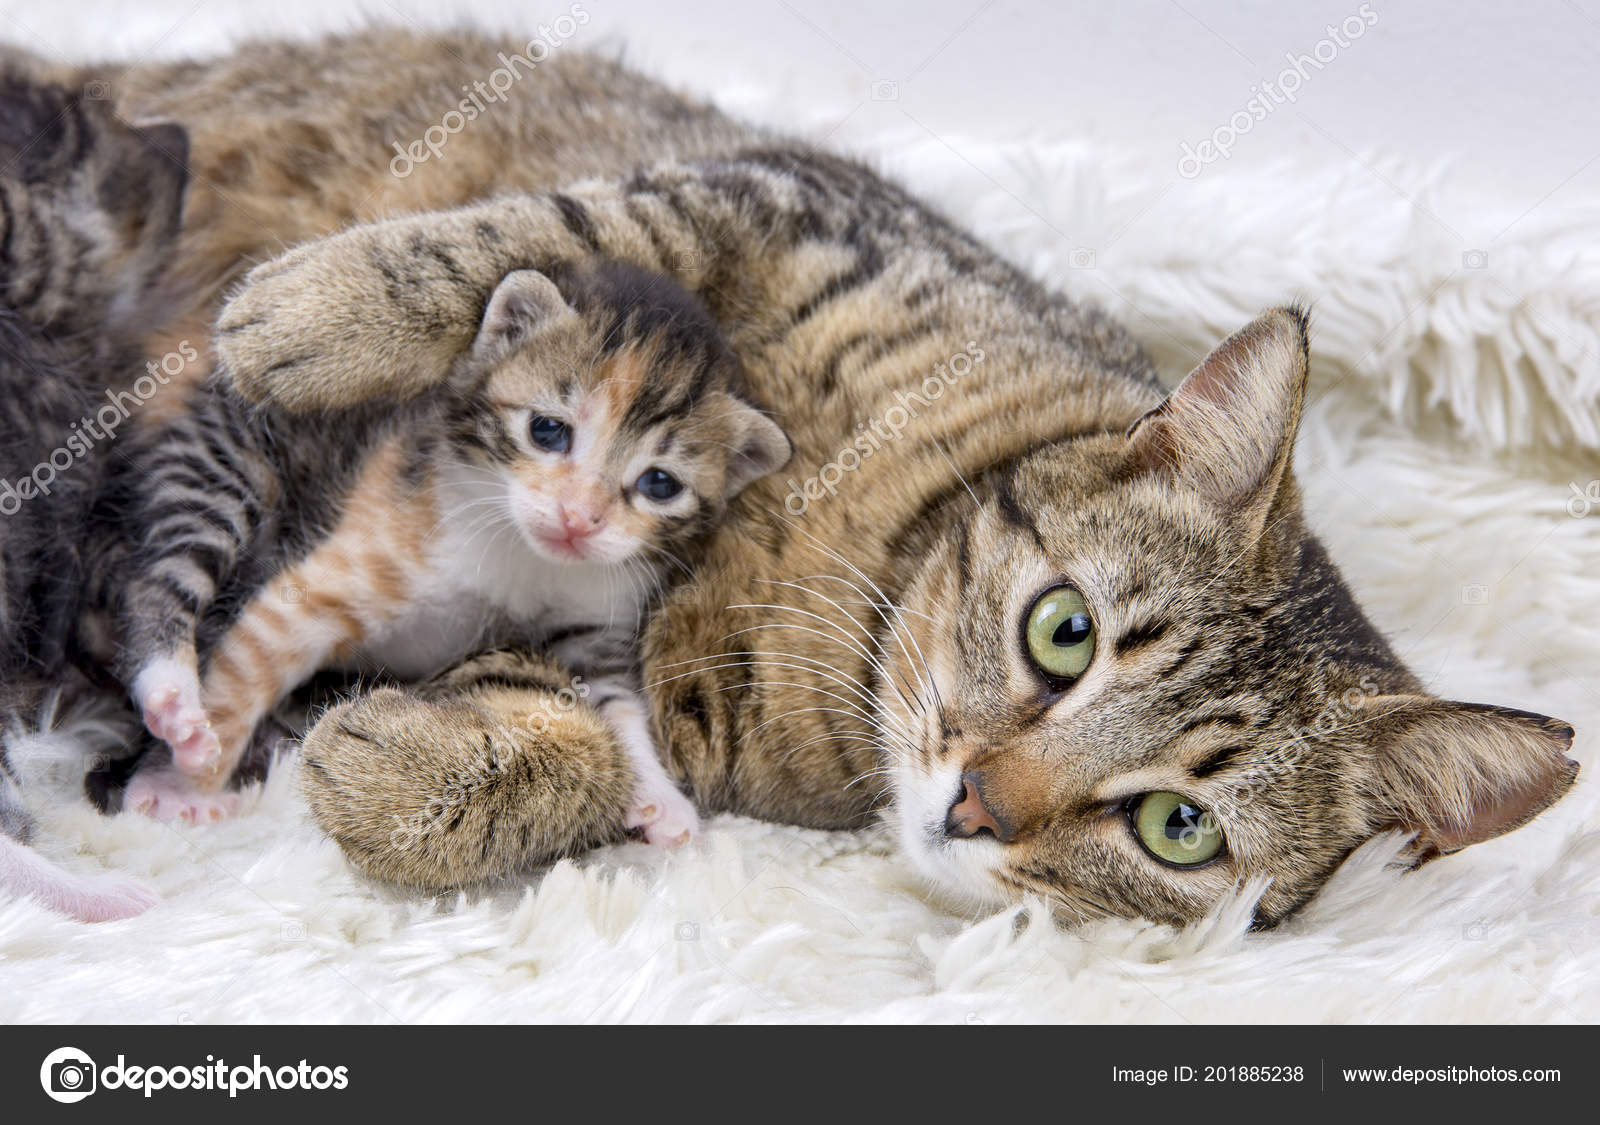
1024 586 1096 683
1131 791 1224 867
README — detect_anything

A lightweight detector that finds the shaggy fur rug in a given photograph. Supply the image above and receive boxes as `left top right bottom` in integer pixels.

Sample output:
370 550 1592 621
2 5 1596 1023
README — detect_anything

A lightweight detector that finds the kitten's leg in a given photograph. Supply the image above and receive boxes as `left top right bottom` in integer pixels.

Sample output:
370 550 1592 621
121 758 239 825
301 649 635 888
590 678 698 848
126 441 421 817
0 834 159 921
0 777 156 921
129 653 219 775
116 394 273 774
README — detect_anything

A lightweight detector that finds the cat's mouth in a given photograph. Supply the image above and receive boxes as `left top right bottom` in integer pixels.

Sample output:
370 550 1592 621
533 530 594 560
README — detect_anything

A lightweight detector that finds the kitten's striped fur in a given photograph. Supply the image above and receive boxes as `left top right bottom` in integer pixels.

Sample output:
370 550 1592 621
112 258 788 837
59 28 1579 926
0 69 186 921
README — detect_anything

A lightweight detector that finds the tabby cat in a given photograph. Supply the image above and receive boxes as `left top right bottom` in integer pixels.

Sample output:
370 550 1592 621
113 257 787 841
78 28 1576 926
0 67 187 920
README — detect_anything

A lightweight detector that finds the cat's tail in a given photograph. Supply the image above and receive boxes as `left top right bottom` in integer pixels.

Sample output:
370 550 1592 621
300 650 636 889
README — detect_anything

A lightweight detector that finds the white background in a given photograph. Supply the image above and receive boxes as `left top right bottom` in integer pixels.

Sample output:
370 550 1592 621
3 0 1597 222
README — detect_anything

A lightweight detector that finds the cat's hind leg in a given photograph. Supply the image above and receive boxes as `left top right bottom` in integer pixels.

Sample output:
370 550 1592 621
129 652 220 775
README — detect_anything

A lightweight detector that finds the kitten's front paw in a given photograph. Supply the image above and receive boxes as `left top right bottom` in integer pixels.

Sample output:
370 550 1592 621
123 766 240 824
133 658 221 775
625 781 699 848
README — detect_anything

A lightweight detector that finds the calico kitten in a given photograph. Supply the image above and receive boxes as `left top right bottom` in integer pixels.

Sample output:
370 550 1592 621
0 70 187 920
114 259 790 841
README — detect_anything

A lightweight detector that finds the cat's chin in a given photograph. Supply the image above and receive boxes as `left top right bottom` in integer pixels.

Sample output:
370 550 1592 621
890 760 1012 913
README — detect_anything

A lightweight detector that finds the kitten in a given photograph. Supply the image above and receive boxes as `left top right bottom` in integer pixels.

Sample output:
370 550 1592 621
114 259 790 843
0 70 187 921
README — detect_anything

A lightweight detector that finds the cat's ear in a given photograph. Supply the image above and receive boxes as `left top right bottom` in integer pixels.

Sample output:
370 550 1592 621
1125 305 1309 532
1358 695 1579 854
472 270 577 361
720 397 793 497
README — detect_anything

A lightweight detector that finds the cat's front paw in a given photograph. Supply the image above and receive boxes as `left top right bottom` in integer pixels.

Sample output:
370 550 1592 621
625 780 699 848
123 765 240 824
215 220 471 412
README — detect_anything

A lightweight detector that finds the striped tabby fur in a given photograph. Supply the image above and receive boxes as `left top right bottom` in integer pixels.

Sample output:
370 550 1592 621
0 68 186 921
62 28 1578 926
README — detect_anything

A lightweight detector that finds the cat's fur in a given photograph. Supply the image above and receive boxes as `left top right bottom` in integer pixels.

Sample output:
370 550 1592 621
0 69 186 920
79 28 1577 927
111 257 788 841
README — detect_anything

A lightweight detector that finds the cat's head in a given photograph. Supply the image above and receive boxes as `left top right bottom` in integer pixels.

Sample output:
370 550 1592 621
881 307 1578 926
0 70 189 331
452 261 791 566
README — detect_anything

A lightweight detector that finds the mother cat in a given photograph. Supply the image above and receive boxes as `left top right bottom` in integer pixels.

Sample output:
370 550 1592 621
65 26 1575 927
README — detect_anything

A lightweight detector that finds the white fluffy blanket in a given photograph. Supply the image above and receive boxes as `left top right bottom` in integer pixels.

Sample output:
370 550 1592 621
2 2 1595 1023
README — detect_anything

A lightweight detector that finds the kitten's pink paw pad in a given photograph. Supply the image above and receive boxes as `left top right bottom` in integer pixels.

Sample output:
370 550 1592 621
139 684 221 774
625 784 699 848
124 770 239 825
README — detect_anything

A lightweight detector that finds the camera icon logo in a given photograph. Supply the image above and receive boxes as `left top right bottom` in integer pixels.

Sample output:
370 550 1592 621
1460 583 1490 605
870 79 899 101
40 1047 98 1103
83 80 111 100
1462 249 1489 270
1069 247 1097 269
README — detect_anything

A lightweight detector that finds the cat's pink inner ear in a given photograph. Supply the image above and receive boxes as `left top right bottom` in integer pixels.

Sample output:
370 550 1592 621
472 269 574 359
722 400 792 496
1125 305 1310 522
1363 696 1580 854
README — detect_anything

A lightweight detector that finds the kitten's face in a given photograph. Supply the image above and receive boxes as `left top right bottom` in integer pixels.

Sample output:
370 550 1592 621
454 264 790 568
879 309 1578 927
0 72 188 330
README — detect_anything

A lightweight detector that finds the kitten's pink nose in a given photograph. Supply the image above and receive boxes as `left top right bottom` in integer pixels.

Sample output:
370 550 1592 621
559 504 605 539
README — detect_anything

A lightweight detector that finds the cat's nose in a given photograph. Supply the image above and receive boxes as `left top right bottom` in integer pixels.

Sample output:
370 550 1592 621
560 504 605 538
945 772 1007 841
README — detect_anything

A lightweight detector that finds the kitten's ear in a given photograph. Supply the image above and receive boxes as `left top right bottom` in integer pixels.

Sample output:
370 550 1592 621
1358 695 1579 854
1125 305 1309 532
721 398 793 497
472 270 576 361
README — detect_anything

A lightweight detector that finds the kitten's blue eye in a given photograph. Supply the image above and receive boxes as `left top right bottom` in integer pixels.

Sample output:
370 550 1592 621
528 414 571 453
636 468 683 502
